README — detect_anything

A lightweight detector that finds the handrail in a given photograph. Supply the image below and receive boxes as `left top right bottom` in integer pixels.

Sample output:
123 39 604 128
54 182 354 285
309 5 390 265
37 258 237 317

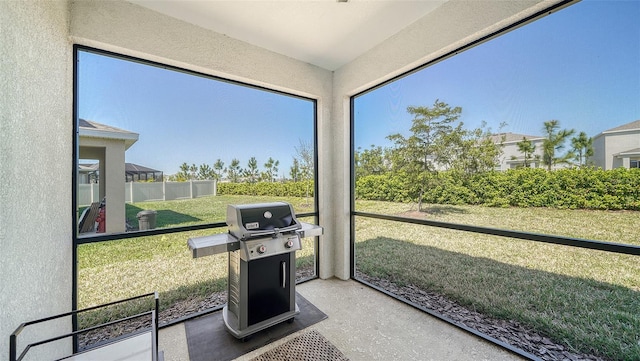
10 292 159 361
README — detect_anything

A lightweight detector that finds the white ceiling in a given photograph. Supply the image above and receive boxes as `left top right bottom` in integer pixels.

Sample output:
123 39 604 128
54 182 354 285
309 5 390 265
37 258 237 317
129 0 447 71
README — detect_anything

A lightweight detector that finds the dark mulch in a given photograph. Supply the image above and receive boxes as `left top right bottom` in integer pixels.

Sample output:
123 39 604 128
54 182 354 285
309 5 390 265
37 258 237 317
355 271 606 361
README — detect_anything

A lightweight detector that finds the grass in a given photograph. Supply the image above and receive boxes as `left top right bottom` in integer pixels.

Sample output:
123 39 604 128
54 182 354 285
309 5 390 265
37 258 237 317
77 195 639 360
77 195 317 324
354 201 639 360
124 194 316 228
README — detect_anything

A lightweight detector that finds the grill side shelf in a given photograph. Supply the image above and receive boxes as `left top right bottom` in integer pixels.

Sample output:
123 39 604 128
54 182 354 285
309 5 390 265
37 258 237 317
297 222 324 238
188 234 240 258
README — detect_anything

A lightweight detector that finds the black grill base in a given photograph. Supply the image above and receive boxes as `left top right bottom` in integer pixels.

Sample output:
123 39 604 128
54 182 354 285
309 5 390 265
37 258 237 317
224 250 299 339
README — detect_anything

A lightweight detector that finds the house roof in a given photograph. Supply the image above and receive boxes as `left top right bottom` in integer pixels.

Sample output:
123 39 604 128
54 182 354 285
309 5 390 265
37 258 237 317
489 132 544 144
616 148 640 157
79 119 139 150
78 163 99 172
601 120 640 134
79 162 162 173
125 163 162 173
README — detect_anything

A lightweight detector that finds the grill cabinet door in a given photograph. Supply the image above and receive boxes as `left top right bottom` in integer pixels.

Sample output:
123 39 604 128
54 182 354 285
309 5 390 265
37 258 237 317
247 253 291 326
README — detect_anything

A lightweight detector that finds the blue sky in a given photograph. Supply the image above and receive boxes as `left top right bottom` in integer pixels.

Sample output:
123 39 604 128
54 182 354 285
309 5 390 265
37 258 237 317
79 0 639 175
354 0 640 150
78 53 315 175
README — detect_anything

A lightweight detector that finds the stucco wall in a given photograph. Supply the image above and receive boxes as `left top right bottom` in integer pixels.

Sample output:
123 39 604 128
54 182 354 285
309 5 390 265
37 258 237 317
0 1 72 360
598 131 640 169
591 135 606 169
499 139 545 170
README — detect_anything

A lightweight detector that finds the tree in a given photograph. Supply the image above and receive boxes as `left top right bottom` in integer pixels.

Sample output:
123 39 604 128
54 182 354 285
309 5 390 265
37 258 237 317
386 99 462 211
243 157 259 183
174 162 195 181
294 139 314 181
541 120 575 171
294 139 314 204
213 158 225 181
188 163 197 179
355 145 388 178
447 121 505 175
513 137 538 168
227 158 242 182
197 163 215 180
174 162 188 181
289 158 302 182
571 131 594 167
262 157 280 182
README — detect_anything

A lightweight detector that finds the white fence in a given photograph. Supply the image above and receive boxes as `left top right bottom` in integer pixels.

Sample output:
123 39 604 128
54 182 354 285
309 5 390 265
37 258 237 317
78 180 217 206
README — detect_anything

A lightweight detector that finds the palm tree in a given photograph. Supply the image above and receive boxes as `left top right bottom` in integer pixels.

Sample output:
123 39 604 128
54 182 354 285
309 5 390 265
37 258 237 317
571 131 594 167
514 137 537 168
542 120 575 171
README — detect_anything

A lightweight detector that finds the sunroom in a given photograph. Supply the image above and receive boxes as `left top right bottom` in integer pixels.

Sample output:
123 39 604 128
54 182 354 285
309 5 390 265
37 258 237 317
2 1 639 361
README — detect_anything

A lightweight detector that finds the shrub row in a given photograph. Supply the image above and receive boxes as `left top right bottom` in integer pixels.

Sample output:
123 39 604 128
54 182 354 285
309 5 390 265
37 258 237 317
218 180 314 198
356 167 640 210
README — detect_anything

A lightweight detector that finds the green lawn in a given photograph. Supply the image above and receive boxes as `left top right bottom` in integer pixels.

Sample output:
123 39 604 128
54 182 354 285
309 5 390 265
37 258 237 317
124 194 316 228
77 195 639 360
354 200 639 361
77 195 316 326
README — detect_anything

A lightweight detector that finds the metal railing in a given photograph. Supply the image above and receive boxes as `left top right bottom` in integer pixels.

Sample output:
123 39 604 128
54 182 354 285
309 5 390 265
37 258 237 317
10 292 159 361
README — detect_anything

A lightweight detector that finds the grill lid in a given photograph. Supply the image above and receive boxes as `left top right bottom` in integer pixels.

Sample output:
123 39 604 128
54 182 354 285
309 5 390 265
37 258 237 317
227 202 301 240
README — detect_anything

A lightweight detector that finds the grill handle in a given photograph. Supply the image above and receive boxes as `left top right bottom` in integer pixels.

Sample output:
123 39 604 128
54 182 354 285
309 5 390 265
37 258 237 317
281 261 286 288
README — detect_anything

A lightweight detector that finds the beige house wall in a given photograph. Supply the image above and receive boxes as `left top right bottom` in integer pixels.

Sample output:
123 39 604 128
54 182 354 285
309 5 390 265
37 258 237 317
79 137 128 234
592 130 640 170
0 1 73 360
497 138 545 170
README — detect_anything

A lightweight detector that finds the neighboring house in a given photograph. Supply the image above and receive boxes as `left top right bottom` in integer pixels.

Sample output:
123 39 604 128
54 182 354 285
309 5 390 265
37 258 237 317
491 132 545 170
591 120 640 170
125 163 163 182
78 162 163 183
78 163 99 184
79 119 139 233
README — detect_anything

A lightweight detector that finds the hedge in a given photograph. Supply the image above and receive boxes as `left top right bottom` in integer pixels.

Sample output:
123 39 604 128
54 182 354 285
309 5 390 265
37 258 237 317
355 167 640 210
215 168 640 210
218 180 314 198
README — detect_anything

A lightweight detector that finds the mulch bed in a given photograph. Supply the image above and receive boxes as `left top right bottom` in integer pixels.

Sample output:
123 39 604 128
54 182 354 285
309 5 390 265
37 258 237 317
355 271 606 361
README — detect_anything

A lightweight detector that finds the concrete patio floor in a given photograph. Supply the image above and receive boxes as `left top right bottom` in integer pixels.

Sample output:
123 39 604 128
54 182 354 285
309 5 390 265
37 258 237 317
159 278 524 361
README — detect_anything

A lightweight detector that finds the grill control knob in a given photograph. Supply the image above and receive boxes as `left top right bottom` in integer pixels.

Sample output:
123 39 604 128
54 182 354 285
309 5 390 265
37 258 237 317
257 245 266 254
285 240 294 249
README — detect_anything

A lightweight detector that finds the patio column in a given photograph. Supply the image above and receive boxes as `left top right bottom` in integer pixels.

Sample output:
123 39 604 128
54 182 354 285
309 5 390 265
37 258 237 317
621 156 631 169
103 139 126 233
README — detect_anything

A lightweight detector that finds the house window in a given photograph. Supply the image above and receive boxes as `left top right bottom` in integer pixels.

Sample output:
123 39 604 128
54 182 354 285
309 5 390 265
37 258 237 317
631 160 639 168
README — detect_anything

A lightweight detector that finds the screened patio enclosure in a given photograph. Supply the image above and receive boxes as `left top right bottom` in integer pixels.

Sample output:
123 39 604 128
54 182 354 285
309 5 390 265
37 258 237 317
3 1 639 361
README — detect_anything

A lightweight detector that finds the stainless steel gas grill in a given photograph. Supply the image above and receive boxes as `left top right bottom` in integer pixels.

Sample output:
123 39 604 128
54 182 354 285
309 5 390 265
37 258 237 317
187 202 322 339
